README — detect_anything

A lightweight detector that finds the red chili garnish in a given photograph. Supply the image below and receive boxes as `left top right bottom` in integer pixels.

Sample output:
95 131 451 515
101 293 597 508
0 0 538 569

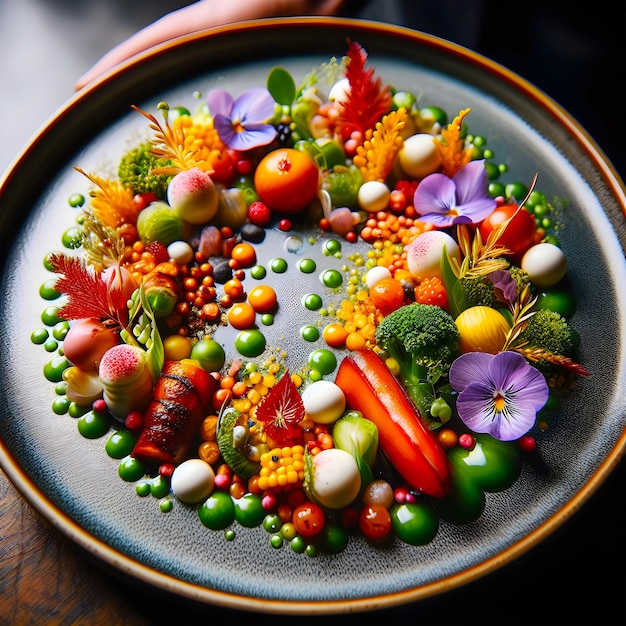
255 370 305 445
48 253 127 326
334 40 393 143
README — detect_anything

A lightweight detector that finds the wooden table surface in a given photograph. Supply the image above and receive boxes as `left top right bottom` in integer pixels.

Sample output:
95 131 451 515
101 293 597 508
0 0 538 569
2 457 626 626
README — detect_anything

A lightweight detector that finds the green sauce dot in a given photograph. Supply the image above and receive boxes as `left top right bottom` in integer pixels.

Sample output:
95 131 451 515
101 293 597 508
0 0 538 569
77 410 111 439
270 534 284 549
235 329 266 357
44 340 58 352
302 293 323 311
39 279 61 300
52 397 71 415
250 264 266 279
54 381 68 395
320 269 343 289
297 258 317 274
41 306 62 326
31 328 49 344
68 403 90 418
300 325 320 342
308 349 337 375
52 321 70 341
263 514 282 533
308 369 323 382
269 257 288 273
290 536 306 553
105 430 137 459
119 457 146 482
260 313 274 326
43 355 70 382
224 529 236 541
136 482 151 497
150 476 171 499
62 227 83 249
305 544 318 557
323 239 342 256
68 193 85 207
160 499 173 513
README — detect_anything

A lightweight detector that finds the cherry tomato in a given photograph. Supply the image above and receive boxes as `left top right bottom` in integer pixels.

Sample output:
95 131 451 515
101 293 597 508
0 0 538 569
479 204 536 256
230 242 257 267
368 277 406 314
227 302 256 330
322 322 348 348
292 502 325 537
247 284 277 312
359 504 392 542
254 148 319 213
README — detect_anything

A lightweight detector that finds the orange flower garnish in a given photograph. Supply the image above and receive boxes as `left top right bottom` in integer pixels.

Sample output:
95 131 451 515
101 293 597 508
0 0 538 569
353 108 408 182
435 107 474 178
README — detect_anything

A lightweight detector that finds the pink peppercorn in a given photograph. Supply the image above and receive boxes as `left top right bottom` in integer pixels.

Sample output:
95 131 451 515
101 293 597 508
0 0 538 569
458 433 476 450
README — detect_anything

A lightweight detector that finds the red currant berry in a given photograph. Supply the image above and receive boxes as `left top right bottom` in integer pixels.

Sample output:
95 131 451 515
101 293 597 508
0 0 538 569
247 201 272 227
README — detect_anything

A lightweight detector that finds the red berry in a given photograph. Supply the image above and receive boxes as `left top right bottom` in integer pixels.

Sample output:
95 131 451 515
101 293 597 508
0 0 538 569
247 201 272 227
134 192 158 210
518 435 537 453
159 463 175 479
125 410 144 432
92 398 107 413
278 218 292 231
458 433 476 450
145 240 170 264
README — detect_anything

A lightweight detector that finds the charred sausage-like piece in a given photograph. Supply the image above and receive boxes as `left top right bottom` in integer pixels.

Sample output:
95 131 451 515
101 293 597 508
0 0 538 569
131 359 217 466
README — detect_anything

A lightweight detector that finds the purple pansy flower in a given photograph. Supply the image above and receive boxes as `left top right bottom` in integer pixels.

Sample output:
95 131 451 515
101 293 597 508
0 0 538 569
207 87 277 151
449 350 549 441
413 159 496 227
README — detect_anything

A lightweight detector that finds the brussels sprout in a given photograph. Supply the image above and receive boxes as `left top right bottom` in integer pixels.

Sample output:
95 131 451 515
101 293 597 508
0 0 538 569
136 201 184 245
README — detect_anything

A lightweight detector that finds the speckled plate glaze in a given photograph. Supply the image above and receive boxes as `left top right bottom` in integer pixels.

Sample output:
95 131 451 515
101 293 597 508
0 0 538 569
1 17 626 616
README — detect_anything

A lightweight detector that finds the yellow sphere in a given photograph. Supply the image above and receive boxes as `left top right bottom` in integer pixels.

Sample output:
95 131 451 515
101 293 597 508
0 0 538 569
163 334 193 361
455 306 511 354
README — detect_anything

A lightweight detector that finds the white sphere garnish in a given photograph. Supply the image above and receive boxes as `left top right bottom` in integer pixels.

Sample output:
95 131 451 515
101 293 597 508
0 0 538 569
521 242 567 287
301 380 346 425
310 448 361 509
167 240 194 265
365 265 392 288
328 77 350 103
398 133 442 179
358 180 391 213
171 458 215 504
405 230 461 282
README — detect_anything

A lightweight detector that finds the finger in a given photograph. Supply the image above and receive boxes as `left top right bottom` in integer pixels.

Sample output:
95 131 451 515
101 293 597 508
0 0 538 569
75 0 347 89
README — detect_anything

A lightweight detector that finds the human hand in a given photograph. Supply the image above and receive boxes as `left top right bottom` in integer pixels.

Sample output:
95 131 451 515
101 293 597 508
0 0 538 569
75 0 347 89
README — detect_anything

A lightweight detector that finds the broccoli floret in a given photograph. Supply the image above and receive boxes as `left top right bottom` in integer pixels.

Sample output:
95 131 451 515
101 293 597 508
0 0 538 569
118 141 173 198
519 308 577 357
375 303 461 424
507 264 530 295
458 276 497 308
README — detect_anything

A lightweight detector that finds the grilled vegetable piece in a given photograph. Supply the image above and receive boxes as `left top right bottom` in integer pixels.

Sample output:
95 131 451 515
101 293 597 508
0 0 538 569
131 359 217 466
334 348 451 498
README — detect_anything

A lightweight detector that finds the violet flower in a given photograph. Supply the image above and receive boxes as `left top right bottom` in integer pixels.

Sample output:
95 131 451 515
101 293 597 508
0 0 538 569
207 87 277 151
414 159 496 227
449 350 549 441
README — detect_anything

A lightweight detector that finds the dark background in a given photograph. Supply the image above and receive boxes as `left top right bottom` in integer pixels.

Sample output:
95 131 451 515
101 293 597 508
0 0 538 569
1 1 624 624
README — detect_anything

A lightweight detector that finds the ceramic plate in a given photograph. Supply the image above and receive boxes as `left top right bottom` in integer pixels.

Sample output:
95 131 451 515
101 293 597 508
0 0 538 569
1 17 625 615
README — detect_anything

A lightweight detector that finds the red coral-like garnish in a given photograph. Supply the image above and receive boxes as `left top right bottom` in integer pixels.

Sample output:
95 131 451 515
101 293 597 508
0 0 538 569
335 40 393 143
48 253 128 327
255 370 305 445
